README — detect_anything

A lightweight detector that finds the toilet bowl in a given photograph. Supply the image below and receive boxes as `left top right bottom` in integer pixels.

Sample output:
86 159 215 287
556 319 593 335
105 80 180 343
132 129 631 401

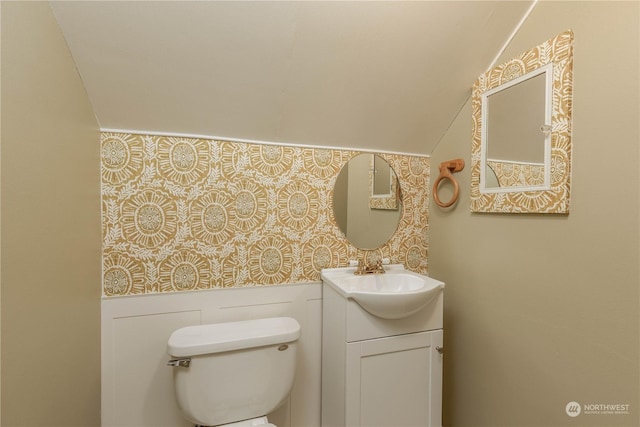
167 317 300 427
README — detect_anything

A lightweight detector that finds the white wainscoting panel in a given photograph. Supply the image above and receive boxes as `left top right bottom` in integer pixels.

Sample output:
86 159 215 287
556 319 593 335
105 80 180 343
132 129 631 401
102 283 323 427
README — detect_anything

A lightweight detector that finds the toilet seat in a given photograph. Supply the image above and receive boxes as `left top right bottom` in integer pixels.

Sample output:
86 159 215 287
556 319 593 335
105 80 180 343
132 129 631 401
215 416 276 427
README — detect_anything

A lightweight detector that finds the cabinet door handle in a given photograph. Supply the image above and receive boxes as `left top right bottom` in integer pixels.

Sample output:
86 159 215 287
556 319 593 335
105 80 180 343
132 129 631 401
435 346 444 354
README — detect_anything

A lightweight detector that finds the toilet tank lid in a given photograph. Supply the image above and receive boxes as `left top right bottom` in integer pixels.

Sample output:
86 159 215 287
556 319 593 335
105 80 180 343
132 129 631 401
167 317 301 357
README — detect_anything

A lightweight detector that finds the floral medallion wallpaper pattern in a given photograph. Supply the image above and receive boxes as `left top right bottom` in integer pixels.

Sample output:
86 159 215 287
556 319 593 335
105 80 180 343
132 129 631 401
101 132 430 296
486 160 545 188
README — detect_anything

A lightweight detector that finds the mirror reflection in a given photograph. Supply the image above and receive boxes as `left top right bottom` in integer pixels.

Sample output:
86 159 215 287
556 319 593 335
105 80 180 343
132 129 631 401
369 154 399 210
372 155 391 195
482 66 551 191
333 154 401 249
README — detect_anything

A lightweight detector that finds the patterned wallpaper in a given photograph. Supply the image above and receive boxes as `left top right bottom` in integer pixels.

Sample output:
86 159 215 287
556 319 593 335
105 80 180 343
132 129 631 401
101 132 430 296
486 160 545 188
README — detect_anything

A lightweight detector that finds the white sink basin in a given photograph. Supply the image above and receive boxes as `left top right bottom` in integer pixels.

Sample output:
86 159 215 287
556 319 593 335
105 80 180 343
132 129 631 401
321 265 444 319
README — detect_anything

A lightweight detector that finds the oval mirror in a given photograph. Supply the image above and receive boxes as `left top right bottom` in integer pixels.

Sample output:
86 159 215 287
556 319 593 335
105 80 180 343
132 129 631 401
333 154 402 249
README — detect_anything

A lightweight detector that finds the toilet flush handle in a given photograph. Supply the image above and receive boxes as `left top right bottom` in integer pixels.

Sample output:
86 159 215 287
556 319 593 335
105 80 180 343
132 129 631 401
168 357 191 368
435 346 444 355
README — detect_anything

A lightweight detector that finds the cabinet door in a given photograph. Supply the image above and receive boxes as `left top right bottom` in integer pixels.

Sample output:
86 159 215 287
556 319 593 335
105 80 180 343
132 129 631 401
345 330 443 427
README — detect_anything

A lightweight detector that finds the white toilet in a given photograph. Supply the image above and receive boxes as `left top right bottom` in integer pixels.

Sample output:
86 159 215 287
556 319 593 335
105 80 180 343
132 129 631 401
167 317 301 427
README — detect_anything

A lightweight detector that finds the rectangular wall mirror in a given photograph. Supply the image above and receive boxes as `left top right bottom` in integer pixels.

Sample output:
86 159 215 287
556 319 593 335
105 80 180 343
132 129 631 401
483 64 551 191
470 30 573 213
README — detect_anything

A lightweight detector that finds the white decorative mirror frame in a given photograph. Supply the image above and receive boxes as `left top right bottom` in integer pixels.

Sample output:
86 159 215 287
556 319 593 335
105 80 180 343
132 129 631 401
470 30 574 213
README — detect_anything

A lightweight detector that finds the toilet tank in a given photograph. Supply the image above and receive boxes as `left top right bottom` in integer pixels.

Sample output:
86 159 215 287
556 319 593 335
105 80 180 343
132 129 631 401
167 317 300 427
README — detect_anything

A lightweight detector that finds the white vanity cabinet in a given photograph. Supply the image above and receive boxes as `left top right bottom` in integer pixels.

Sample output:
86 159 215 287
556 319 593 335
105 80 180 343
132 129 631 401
321 273 444 427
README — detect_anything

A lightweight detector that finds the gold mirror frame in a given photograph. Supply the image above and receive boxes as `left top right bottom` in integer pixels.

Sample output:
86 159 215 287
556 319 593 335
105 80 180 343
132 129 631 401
470 30 573 213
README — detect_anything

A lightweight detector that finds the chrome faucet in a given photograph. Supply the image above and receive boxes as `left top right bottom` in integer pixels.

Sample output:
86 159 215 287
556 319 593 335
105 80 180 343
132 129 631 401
354 259 385 275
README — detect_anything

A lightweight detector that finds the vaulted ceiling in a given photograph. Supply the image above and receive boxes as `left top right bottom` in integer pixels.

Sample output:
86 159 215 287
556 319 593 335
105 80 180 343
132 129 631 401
51 1 534 155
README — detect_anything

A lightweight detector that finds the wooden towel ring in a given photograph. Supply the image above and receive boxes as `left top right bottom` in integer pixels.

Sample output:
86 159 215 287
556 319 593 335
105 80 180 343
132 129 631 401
433 159 465 208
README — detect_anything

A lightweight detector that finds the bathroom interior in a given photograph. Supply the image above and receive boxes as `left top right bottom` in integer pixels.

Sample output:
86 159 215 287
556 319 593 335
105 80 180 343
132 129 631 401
1 1 638 426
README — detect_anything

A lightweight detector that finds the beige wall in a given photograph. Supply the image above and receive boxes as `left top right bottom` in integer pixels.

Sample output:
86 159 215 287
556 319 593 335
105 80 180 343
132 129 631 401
1 2 101 426
430 2 639 426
